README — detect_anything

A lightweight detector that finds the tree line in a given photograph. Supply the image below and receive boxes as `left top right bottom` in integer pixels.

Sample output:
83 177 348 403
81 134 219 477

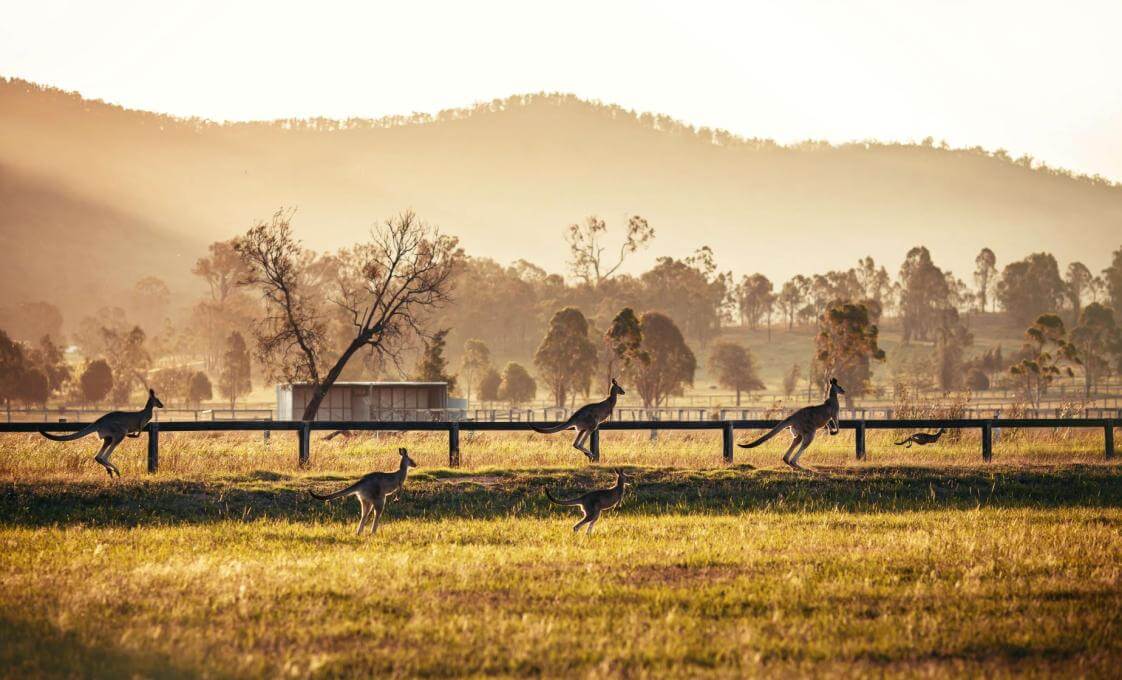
2 208 1121 417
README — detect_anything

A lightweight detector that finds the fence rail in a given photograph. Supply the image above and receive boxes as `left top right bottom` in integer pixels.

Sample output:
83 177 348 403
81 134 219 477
1 417 1116 472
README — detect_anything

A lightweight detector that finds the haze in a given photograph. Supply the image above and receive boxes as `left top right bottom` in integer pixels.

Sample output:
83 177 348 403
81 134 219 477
3 0 1121 182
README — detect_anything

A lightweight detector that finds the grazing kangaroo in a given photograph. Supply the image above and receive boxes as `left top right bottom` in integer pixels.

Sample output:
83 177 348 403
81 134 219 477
545 469 628 535
40 389 164 478
532 378 625 461
308 447 417 535
737 378 846 469
895 428 946 448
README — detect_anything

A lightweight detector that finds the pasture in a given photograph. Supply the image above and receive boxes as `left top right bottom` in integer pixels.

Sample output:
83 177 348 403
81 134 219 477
2 432 1121 677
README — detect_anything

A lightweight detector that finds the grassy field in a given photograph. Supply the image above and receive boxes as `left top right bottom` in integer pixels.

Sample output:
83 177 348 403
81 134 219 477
2 434 1121 678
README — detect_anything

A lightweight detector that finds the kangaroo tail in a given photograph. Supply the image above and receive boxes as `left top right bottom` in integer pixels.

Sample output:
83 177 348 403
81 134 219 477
308 481 361 502
545 489 581 506
40 422 99 442
737 416 793 448
895 437 910 446
531 415 576 434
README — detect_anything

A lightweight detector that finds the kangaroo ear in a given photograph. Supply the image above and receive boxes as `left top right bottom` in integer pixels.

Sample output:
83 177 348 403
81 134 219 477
830 377 838 385
399 447 407 456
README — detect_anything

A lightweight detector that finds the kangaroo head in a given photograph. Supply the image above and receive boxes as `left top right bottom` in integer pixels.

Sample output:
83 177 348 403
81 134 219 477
148 389 165 409
829 378 845 395
610 378 626 396
399 447 418 468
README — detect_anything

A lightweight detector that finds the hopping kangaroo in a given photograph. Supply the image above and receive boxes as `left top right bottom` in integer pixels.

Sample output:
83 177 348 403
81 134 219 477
532 378 624 461
546 469 628 535
40 389 164 478
895 428 946 448
308 448 417 535
737 378 846 469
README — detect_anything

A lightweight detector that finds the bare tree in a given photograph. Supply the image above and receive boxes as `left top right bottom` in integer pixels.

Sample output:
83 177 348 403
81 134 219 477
236 209 460 421
565 215 653 287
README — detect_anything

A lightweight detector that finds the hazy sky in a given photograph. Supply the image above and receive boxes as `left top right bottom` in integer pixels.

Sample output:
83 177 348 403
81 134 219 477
3 0 1121 181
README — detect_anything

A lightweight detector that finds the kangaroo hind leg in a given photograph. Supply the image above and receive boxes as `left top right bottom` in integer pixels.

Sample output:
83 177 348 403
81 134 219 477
355 497 373 535
572 429 594 461
369 496 387 535
782 435 802 466
789 430 816 468
99 434 125 478
93 437 114 478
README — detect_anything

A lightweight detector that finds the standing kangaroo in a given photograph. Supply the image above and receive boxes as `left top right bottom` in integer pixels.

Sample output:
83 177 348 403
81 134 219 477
895 428 946 448
532 378 624 461
738 378 846 469
40 389 164 478
308 448 417 535
545 469 628 535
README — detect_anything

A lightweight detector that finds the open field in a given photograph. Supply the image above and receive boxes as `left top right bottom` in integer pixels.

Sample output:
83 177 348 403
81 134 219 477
2 432 1122 678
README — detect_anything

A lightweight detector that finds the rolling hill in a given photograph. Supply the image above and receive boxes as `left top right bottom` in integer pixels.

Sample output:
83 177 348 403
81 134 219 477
2 77 1120 331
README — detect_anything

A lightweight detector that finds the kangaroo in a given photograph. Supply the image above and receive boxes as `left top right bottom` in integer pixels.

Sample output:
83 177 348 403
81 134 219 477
40 389 164 478
895 428 946 448
532 378 624 461
308 447 417 535
737 378 846 469
545 469 628 535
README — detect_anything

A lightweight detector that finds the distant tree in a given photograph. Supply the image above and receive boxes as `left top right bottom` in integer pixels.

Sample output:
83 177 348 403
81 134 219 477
856 256 893 306
188 371 213 408
414 329 457 391
150 366 193 406
565 215 653 287
965 367 990 391
778 276 808 331
626 312 697 408
498 362 537 406
219 331 253 408
973 248 998 313
996 253 1066 325
707 342 764 406
1104 246 1122 311
477 367 502 403
1064 262 1093 316
24 335 70 397
235 209 460 421
1009 314 1081 406
191 239 257 372
534 307 597 407
639 247 731 346
604 308 646 382
459 339 491 402
933 308 973 393
736 274 775 331
15 367 49 407
898 246 951 343
1071 303 1122 397
782 363 802 398
79 359 113 406
101 325 150 405
814 301 886 407
0 330 26 411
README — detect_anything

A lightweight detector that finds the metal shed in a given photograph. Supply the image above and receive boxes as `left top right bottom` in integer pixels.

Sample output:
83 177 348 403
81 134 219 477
276 381 451 421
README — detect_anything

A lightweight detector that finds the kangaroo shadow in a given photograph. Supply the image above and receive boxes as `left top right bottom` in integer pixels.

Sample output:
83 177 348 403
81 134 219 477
2 465 1121 528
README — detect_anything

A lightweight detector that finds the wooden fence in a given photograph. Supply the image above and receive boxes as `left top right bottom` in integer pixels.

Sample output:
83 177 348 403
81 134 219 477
1 417 1116 472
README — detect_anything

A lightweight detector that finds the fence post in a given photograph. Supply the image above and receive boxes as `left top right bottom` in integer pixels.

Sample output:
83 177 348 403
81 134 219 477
982 421 993 463
722 421 734 464
589 429 600 463
449 422 461 467
1106 419 1115 461
147 423 159 474
298 422 311 467
855 420 866 461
